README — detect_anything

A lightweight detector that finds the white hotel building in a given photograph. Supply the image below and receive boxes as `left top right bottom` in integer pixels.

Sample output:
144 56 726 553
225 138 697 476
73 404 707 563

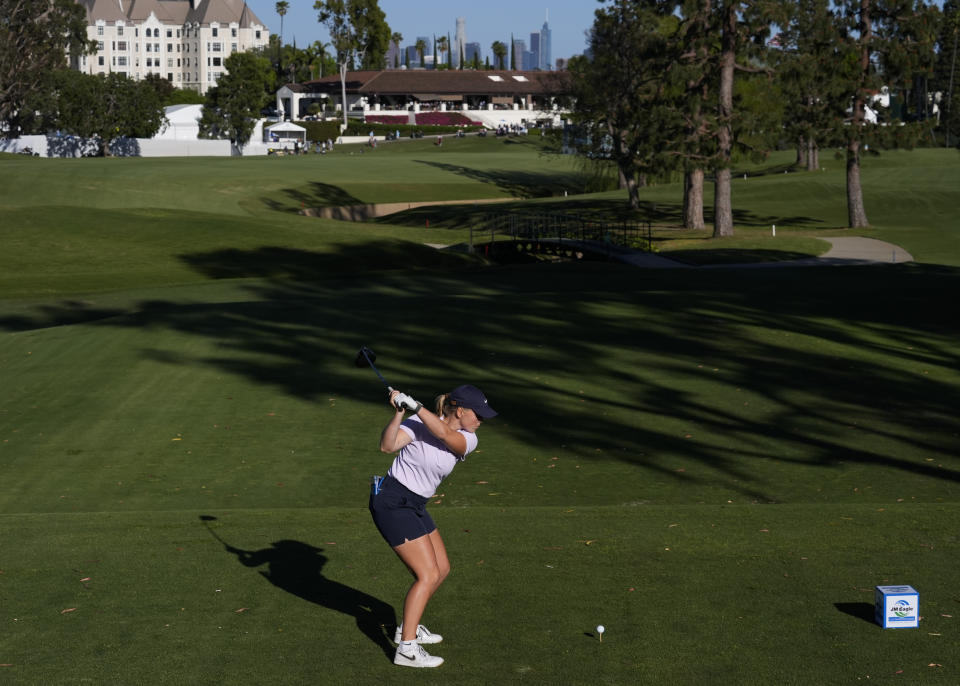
73 0 269 94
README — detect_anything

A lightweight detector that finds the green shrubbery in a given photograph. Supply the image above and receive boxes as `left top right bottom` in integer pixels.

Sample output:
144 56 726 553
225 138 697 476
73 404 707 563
294 119 484 141
294 120 342 142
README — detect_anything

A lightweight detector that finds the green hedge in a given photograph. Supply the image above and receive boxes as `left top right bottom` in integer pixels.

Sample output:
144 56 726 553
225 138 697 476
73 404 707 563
293 120 485 141
294 120 342 142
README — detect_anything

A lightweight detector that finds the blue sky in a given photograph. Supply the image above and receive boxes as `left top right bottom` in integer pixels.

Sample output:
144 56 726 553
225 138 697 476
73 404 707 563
244 1 599 65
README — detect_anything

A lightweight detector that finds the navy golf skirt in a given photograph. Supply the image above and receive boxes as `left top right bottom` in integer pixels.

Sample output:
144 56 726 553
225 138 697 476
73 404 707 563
369 475 437 547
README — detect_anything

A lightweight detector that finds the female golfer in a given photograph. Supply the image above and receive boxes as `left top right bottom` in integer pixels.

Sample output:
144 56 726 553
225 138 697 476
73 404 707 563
370 384 497 668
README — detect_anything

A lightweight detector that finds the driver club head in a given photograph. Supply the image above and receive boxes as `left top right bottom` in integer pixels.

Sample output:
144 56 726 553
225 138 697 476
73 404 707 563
355 346 392 391
355 346 376 368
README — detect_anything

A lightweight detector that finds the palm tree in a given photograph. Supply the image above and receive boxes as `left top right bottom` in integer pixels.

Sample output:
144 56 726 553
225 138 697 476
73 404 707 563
308 40 330 80
391 32 403 69
491 41 507 70
436 36 448 70
275 1 288 70
275 1 289 44
415 38 427 68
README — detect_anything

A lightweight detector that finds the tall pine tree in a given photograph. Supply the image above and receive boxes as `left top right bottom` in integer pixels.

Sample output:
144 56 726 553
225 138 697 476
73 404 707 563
836 0 939 227
570 1 679 210
777 0 848 171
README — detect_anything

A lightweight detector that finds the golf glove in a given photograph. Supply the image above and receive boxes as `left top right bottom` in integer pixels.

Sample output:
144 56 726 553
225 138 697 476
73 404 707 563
393 393 422 413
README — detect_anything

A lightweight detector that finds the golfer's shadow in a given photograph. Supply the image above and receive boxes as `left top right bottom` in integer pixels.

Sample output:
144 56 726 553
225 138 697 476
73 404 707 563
224 538 396 657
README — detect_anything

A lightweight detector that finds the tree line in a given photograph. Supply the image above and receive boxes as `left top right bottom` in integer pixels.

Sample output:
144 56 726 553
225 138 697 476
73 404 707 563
4 0 955 180
569 0 956 233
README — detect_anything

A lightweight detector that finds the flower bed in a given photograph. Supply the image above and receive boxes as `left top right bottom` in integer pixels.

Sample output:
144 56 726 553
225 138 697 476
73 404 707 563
364 114 409 125
415 112 483 127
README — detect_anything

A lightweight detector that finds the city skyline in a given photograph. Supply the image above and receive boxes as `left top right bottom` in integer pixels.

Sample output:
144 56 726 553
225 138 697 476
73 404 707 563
245 1 596 68
388 15 553 71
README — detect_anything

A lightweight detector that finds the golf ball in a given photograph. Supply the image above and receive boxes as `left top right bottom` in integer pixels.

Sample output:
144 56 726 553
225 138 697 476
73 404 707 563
596 625 605 634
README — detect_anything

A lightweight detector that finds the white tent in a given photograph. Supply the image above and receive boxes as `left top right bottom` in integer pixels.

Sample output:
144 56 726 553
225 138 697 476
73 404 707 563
158 104 204 140
264 121 307 144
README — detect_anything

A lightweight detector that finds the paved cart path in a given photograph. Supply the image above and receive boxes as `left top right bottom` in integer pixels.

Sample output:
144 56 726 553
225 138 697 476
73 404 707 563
615 237 914 269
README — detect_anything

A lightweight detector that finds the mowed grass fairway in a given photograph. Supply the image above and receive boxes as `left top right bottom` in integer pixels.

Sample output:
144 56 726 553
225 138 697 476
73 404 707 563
1 140 959 685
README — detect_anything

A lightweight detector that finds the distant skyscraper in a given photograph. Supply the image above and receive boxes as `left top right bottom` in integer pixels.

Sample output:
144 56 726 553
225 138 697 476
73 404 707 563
540 10 552 71
513 38 526 71
530 32 541 70
410 36 432 69
465 42 481 67
386 41 400 69
454 17 467 69
406 45 419 67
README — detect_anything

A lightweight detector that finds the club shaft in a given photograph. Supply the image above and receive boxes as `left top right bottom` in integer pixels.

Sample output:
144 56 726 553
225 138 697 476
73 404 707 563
362 349 393 390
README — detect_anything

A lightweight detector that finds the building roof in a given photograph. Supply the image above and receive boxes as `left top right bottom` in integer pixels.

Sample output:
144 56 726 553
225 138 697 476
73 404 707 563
80 0 128 22
290 70 571 98
77 0 265 28
186 0 264 27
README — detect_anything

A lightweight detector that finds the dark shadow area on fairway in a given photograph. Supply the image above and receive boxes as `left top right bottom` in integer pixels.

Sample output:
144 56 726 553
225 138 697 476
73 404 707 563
375 197 692 230
262 182 364 214
0 300 127 332
201 518 396 658
378 184 825 233
664 249 823 265
417 160 589 199
200 260 953 498
376 197 642 230
0 244 473 333
177 243 470 281
834 602 877 625
8 249 960 503
642 202 826 230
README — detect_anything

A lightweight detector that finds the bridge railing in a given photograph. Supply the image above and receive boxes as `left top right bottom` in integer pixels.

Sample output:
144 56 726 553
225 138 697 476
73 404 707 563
469 212 653 255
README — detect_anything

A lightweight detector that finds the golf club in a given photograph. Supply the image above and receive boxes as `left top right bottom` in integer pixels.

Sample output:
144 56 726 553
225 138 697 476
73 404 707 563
200 515 247 560
199 515 228 546
354 346 393 392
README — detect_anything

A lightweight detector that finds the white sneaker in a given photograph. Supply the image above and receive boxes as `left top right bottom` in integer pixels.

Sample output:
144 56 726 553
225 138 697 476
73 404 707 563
393 623 443 644
394 643 444 668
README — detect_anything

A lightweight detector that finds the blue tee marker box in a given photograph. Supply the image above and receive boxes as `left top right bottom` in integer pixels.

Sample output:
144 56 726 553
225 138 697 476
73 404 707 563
874 585 919 629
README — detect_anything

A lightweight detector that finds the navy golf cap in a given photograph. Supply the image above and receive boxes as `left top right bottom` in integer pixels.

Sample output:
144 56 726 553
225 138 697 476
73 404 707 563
448 385 497 419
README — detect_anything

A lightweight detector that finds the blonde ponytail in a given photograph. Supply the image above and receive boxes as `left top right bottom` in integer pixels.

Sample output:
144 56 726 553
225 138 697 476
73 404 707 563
435 394 449 417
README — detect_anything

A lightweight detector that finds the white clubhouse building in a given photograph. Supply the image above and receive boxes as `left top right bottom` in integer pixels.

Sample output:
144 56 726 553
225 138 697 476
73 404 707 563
73 0 269 93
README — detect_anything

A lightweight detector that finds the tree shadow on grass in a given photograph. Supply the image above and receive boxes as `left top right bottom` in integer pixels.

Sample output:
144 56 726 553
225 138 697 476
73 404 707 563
4 246 960 503
417 159 589 199
0 300 127 332
377 189 826 233
664 249 823 265
262 182 364 214
203 518 396 659
177 242 471 281
376 197 642 230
